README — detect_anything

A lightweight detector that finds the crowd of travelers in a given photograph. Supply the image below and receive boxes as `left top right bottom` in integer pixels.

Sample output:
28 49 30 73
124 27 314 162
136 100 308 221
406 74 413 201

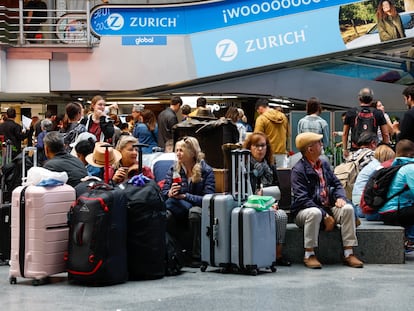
1 84 413 270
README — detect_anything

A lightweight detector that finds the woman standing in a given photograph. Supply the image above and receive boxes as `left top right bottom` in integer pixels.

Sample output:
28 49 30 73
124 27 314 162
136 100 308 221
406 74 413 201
80 95 114 143
60 102 86 152
243 132 291 266
132 109 159 154
376 0 405 42
161 136 215 267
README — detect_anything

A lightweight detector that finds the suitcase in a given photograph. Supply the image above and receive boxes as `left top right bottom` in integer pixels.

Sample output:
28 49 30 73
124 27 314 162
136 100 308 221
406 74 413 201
230 149 277 275
123 180 167 280
172 119 239 168
67 184 128 285
9 147 76 285
0 140 12 265
66 145 128 285
200 149 251 273
0 203 11 265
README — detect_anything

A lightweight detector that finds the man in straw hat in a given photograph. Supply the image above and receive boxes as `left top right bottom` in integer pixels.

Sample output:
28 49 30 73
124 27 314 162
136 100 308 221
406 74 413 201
291 132 363 269
43 131 87 187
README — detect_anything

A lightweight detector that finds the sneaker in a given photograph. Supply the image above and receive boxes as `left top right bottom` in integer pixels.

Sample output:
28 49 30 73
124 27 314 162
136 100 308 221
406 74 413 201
303 255 322 269
343 254 363 268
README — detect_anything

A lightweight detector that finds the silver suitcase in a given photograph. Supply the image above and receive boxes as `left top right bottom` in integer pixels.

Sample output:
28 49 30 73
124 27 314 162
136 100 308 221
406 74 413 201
230 149 277 275
200 149 250 272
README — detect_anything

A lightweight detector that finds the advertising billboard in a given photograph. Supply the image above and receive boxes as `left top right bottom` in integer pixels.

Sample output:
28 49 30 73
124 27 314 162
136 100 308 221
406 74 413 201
89 0 414 82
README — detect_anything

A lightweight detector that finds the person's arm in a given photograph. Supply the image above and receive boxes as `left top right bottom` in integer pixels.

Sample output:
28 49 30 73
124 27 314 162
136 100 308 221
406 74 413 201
185 167 215 207
254 116 264 133
341 124 350 158
379 124 390 144
322 121 330 149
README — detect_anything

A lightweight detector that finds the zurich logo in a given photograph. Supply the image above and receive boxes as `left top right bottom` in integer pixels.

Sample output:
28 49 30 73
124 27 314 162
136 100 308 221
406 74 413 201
216 39 238 62
106 13 124 31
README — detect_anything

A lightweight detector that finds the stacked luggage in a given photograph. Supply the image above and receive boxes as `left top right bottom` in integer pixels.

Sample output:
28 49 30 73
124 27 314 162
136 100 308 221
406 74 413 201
200 149 277 275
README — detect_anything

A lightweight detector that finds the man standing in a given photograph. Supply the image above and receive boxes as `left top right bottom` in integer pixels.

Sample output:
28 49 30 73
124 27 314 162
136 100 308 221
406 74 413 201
254 98 289 168
342 88 389 159
0 108 27 158
291 132 363 269
157 96 182 149
188 97 207 117
395 85 414 142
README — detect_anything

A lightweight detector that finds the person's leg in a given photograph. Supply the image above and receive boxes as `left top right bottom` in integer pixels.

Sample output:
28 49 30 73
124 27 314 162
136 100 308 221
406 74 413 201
188 206 202 264
331 203 363 268
274 209 290 266
295 207 322 268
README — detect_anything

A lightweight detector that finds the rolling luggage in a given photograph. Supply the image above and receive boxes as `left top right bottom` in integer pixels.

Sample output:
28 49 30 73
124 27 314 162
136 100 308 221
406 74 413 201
200 149 247 272
0 140 13 265
172 119 239 168
123 180 167 279
9 147 76 285
230 149 277 275
66 184 128 285
67 144 128 285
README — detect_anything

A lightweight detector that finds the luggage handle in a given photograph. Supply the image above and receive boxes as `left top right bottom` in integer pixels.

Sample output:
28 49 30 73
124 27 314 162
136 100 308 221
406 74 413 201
133 143 149 174
100 144 113 184
89 183 113 191
231 149 252 206
22 146 37 184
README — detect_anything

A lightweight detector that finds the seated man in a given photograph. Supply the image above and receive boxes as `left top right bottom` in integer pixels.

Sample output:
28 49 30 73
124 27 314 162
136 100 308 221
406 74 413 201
43 131 88 187
291 132 363 269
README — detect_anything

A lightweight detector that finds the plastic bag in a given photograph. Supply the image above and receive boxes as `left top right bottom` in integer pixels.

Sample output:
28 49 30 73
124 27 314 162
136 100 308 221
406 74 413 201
244 195 275 211
24 167 68 187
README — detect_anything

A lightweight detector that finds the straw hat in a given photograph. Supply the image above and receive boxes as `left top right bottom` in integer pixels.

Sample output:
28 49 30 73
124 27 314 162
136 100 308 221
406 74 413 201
85 142 122 167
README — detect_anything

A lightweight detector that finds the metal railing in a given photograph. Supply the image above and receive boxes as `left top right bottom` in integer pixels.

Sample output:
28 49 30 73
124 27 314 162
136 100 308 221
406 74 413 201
0 1 98 47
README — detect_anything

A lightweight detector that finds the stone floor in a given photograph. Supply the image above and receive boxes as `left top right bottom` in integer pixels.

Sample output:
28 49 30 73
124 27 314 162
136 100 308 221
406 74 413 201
1 252 414 311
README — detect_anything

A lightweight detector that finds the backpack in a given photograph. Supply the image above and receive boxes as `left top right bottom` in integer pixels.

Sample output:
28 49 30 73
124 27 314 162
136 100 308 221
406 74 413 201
165 232 185 276
351 107 377 149
334 149 371 199
360 164 410 214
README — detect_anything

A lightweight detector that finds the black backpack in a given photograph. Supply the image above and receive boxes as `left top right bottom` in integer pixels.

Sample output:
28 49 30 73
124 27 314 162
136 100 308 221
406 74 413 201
351 107 377 149
361 164 410 213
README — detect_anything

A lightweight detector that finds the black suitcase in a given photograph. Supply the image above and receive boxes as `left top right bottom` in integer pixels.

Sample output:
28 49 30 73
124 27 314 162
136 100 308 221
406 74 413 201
0 203 11 265
172 119 239 168
66 184 128 286
123 180 167 279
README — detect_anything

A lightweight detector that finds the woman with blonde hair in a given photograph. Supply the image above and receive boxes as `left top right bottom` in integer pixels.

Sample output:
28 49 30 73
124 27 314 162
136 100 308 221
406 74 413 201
112 135 154 184
161 136 215 267
352 143 396 220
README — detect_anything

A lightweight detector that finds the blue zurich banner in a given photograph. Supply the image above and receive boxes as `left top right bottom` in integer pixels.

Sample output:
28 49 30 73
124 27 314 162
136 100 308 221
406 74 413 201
90 0 363 36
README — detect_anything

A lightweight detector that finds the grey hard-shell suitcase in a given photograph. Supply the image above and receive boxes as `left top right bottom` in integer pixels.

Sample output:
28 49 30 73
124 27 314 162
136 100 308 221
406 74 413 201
200 149 250 272
230 149 277 275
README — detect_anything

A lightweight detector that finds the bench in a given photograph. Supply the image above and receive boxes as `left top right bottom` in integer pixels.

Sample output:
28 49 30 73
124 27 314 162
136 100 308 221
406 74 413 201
284 219 405 264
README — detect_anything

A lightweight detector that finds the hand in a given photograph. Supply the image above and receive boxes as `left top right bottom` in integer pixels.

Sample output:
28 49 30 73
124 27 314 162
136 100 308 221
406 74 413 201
168 183 182 198
324 215 335 232
112 167 128 183
343 149 349 159
335 198 346 208
271 202 279 210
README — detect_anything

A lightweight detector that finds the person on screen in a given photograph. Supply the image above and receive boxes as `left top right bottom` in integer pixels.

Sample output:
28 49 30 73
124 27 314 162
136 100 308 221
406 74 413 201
376 0 405 42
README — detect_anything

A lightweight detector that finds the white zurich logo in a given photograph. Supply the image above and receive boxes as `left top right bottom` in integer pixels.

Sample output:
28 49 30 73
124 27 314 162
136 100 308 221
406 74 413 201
106 13 124 31
216 39 238 62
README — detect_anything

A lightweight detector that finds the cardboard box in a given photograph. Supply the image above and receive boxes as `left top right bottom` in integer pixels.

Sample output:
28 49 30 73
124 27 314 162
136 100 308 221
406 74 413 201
213 169 228 193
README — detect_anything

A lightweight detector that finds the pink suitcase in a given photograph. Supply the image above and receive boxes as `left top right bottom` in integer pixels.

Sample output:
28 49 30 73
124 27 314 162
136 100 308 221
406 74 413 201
9 183 75 285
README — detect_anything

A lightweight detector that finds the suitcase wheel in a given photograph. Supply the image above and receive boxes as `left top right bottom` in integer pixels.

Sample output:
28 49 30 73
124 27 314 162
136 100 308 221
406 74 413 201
270 266 277 273
200 265 207 272
248 269 258 276
9 277 16 285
